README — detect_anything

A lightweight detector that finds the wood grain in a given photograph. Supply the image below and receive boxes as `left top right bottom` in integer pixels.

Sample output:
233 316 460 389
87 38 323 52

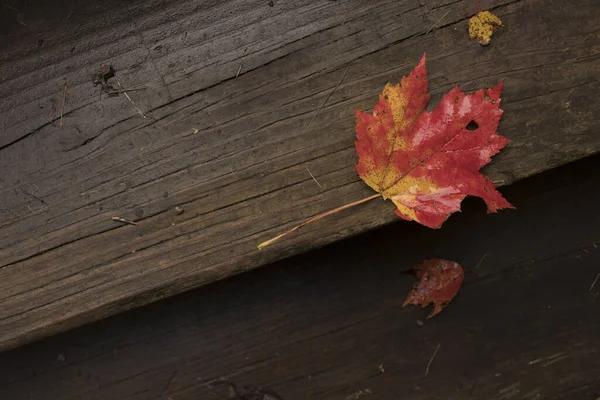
0 155 598 400
0 0 599 350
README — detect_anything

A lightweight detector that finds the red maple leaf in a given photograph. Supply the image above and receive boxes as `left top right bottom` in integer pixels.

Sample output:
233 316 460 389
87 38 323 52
258 53 512 249
355 53 513 228
403 259 464 318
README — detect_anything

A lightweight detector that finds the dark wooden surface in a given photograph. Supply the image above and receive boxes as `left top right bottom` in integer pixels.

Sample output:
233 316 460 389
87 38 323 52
1 0 599 351
0 153 599 400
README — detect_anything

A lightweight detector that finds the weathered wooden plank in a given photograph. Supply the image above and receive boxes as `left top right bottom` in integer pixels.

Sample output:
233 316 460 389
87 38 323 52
0 155 598 399
0 0 599 350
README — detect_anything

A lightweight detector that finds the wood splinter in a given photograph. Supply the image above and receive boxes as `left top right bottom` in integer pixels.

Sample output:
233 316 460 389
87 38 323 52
112 216 138 226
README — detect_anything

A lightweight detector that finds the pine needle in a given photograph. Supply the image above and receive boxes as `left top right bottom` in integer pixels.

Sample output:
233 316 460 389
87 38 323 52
425 343 441 375
308 66 349 128
426 10 450 34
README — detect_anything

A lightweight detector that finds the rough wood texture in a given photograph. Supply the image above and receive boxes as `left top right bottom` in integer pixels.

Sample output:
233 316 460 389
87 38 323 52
0 155 598 400
1 0 599 350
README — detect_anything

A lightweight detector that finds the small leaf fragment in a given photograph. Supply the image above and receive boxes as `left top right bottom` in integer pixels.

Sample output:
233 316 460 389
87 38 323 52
469 11 502 45
403 259 464 318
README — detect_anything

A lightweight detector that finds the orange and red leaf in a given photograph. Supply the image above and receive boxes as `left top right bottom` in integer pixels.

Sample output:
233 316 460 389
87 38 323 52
355 53 513 228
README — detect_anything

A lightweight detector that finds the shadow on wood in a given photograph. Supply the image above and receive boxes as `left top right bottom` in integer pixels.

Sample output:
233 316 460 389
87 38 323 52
0 153 598 399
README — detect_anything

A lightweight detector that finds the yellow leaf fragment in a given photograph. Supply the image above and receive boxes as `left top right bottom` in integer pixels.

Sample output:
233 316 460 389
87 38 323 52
469 11 502 46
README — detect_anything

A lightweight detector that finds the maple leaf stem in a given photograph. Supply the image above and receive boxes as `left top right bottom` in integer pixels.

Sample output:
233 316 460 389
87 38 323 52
257 193 382 250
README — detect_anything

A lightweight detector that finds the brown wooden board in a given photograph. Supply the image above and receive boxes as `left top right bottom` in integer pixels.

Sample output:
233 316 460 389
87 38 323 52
0 0 599 351
0 155 599 400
